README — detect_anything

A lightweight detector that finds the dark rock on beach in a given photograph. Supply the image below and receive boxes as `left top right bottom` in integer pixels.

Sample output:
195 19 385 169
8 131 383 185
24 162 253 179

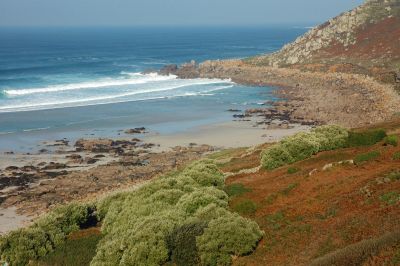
124 127 146 134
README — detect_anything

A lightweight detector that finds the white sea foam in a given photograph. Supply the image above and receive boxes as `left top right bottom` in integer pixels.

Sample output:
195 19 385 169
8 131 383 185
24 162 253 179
0 83 234 113
3 73 177 96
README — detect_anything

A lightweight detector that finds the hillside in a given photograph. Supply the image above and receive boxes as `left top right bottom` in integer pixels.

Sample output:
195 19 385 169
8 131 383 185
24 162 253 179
2 120 400 265
159 2 400 129
249 0 400 86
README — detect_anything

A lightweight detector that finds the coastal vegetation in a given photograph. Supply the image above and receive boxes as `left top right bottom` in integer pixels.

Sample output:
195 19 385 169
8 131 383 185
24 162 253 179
261 125 349 170
0 160 263 266
1 121 400 265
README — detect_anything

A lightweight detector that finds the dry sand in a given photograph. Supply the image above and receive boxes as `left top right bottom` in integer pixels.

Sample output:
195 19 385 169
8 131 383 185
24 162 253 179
0 207 30 235
144 119 310 151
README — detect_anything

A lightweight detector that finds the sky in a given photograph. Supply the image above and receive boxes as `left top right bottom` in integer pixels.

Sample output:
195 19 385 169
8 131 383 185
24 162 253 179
0 0 365 27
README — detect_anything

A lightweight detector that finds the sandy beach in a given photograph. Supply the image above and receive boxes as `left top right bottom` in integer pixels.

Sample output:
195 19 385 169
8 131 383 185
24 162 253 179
0 116 309 234
145 119 310 151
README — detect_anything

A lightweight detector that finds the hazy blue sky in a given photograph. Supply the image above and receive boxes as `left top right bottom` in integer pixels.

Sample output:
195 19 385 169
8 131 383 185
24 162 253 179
0 0 364 27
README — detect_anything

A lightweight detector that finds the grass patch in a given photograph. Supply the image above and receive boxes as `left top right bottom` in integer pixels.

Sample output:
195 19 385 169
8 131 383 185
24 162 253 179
280 183 299 196
265 211 287 231
384 135 398 146
263 193 278 205
347 129 387 147
224 183 251 198
232 199 258 216
354 151 380 165
380 191 400 205
287 167 300 174
34 231 101 266
386 170 400 181
393 151 400 160
317 207 339 220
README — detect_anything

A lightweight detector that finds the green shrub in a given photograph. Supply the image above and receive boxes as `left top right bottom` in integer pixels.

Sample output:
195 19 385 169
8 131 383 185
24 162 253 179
90 160 262 266
0 227 52 266
393 152 400 160
181 159 225 188
224 183 251 197
261 125 349 170
92 209 186 266
287 167 300 174
261 144 294 170
166 221 208 266
347 129 387 147
3 160 264 266
312 125 349 151
192 204 231 222
196 212 263 266
96 191 130 220
384 135 398 146
379 191 400 205
0 203 94 266
233 199 258 216
280 132 320 162
354 151 381 165
176 187 228 215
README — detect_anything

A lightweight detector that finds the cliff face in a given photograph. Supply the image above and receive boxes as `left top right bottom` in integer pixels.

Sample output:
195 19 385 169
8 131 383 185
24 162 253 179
250 0 400 81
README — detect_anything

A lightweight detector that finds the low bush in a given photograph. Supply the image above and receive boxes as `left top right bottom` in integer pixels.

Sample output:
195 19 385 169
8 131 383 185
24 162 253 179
96 191 130 220
261 125 349 170
380 191 400 205
347 129 387 147
2 160 264 266
0 203 95 266
176 187 228 215
196 212 264 266
384 135 398 146
233 199 258 216
90 160 263 266
312 125 349 151
224 183 251 197
394 152 400 160
261 144 294 170
281 132 321 162
180 159 225 188
354 151 381 165
166 221 208 266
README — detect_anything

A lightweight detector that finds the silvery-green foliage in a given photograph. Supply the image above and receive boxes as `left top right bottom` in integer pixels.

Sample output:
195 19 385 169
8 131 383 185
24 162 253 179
261 125 349 170
197 212 264 266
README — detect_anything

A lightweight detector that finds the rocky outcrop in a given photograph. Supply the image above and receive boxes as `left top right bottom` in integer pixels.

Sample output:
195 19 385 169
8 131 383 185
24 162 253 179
250 0 400 73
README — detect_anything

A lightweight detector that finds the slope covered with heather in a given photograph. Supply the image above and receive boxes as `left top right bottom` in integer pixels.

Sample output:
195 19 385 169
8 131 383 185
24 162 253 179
250 0 400 85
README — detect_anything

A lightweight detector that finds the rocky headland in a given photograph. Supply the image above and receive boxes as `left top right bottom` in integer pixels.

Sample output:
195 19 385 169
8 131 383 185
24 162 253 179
159 0 400 128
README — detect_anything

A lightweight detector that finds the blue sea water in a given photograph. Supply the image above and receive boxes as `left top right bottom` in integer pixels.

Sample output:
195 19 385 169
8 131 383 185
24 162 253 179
0 26 306 151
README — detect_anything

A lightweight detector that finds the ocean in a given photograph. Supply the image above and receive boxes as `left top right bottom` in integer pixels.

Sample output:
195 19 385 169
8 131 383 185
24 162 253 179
0 26 306 151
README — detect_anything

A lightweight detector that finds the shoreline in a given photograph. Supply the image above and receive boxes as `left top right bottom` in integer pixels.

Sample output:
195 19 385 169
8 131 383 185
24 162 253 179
164 60 400 128
0 117 309 234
